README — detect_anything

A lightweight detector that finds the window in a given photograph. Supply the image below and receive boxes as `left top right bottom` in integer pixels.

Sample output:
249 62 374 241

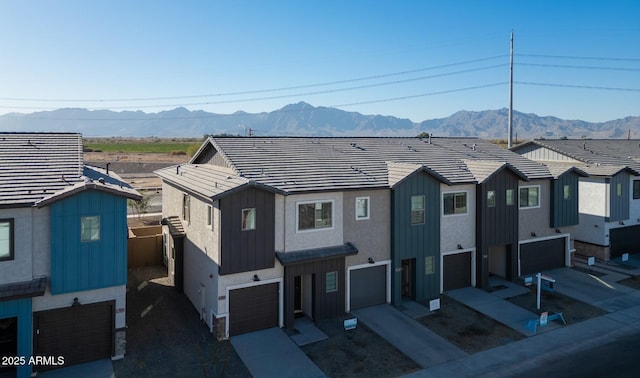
617 183 622 197
355 197 370 220
298 201 333 231
443 192 467 215
0 219 14 261
326 271 338 293
487 191 496 207
634 180 640 199
411 195 425 225
520 186 540 208
241 208 256 231
81 216 100 242
424 256 434 275
182 194 190 222
506 189 514 206
207 205 213 228
563 184 571 200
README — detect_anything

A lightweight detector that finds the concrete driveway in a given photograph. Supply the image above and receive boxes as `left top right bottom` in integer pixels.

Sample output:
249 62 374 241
231 327 326 378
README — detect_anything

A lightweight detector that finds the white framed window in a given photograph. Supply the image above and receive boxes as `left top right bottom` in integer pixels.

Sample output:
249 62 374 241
81 216 100 242
182 193 190 222
241 208 256 231
207 205 213 229
326 271 338 293
506 189 514 206
297 200 333 231
355 196 370 220
487 190 496 208
519 185 540 208
0 219 14 261
411 195 425 225
443 191 467 216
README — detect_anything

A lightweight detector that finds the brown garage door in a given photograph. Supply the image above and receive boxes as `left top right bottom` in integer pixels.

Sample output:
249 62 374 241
350 265 386 309
229 283 278 336
610 225 640 259
443 252 472 291
33 301 114 370
520 237 565 276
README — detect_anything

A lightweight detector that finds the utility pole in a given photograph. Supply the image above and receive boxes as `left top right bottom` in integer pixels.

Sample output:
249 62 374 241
508 31 514 149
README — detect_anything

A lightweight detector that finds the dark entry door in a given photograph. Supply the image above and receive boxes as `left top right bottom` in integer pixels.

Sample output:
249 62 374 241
401 259 415 299
0 317 17 375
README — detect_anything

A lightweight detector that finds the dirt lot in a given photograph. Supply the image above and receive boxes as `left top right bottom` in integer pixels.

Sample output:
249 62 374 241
113 267 251 378
301 319 420 378
417 296 525 354
618 275 640 290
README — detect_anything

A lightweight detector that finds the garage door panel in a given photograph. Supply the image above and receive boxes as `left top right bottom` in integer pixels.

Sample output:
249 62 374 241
520 238 565 276
350 265 386 310
610 225 640 259
34 301 113 370
444 252 472 291
229 283 279 336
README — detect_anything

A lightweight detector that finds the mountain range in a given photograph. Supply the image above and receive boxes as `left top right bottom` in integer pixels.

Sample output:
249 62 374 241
0 102 638 140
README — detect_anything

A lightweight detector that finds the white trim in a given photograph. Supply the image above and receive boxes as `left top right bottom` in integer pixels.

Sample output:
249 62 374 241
224 277 284 339
346 260 391 312
519 185 541 209
441 190 470 217
295 199 335 233
440 248 476 293
355 196 371 220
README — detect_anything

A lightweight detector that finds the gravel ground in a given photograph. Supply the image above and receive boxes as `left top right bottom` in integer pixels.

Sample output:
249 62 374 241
506 287 607 324
113 267 251 378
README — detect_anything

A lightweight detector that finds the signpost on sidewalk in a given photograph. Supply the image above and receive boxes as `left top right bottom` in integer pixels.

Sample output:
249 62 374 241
536 273 556 310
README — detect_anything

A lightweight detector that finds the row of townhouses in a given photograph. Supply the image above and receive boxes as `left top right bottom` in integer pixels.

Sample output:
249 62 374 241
0 133 141 378
155 136 600 339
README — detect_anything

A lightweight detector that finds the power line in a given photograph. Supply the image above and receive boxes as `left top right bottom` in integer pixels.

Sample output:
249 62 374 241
515 81 640 92
517 63 640 71
516 53 640 62
0 55 508 103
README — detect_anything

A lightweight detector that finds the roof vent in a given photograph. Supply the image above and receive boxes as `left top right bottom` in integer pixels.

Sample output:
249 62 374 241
176 165 181 175
98 177 105 184
472 144 477 151
583 142 587 150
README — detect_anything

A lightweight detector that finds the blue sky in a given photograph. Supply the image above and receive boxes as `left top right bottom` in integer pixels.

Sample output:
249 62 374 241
0 0 638 123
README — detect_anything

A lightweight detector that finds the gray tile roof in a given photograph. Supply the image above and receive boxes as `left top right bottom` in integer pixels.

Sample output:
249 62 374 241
543 162 590 179
514 139 640 176
462 160 528 183
0 133 141 207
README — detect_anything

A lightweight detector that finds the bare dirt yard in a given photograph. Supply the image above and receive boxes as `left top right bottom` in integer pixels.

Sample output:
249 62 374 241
417 295 525 354
618 275 640 290
301 318 420 378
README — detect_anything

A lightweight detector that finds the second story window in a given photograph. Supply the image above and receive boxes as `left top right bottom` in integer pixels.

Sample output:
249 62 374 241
207 205 213 229
241 208 256 231
520 186 540 208
617 183 623 197
298 201 333 231
443 192 467 215
81 216 100 242
411 195 425 225
563 184 571 200
182 194 191 222
487 191 496 208
634 180 640 199
0 219 14 261
506 189 514 206
355 197 370 220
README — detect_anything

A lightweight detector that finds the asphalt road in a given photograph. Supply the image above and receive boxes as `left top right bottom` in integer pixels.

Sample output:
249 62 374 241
518 331 640 377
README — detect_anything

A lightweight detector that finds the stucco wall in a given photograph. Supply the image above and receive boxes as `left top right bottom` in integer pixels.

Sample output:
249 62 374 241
274 192 344 252
440 184 475 252
343 189 391 266
518 179 557 239
579 178 608 217
567 213 607 245
0 207 43 284
629 178 640 222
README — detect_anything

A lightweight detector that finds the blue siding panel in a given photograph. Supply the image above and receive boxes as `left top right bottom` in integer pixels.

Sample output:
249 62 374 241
610 173 630 222
0 298 32 378
50 190 128 294
551 172 580 227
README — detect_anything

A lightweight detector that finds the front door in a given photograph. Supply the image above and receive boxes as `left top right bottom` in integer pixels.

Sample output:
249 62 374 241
294 276 303 317
401 258 415 299
0 317 17 375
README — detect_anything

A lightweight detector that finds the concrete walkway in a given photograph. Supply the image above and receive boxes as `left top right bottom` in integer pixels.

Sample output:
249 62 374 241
231 327 326 378
352 304 468 368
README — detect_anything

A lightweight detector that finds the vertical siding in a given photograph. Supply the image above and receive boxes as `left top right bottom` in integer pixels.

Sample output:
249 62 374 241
283 257 345 328
610 173 630 221
220 187 275 274
0 298 32 378
50 190 128 294
391 171 440 305
476 170 519 289
551 172 580 227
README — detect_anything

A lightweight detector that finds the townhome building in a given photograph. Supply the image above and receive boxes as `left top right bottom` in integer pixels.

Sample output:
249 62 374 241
156 136 582 339
512 139 640 261
0 133 140 378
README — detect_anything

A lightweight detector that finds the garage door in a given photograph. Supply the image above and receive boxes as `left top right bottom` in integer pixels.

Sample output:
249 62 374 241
34 301 113 370
610 225 640 259
443 252 472 291
350 265 386 309
520 237 565 276
229 283 279 336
